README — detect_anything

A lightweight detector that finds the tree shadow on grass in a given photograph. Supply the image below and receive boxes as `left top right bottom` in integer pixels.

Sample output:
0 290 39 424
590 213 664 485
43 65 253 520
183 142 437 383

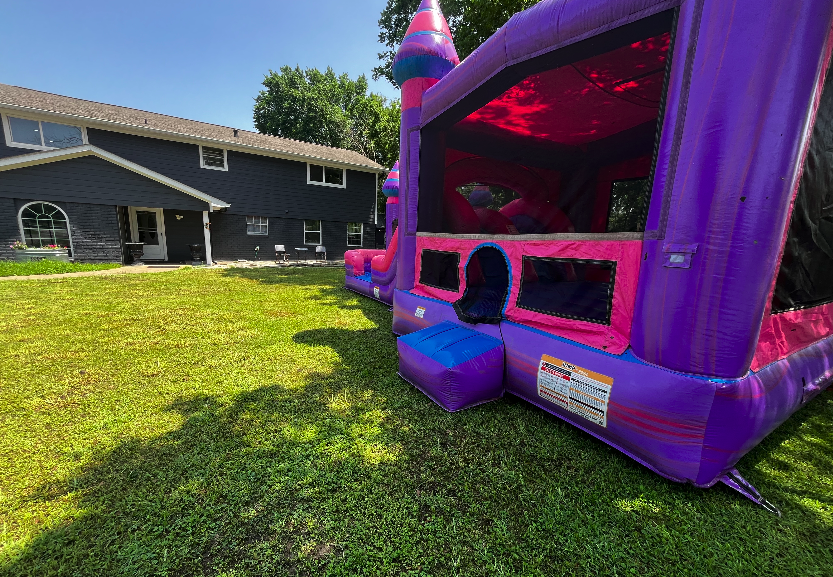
1 380 409 576
5 265 833 575
220 267 387 315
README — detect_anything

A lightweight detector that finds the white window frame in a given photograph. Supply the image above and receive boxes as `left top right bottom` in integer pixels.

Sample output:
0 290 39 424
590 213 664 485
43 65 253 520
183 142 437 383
2 114 88 151
347 222 363 247
17 201 74 255
307 163 346 188
246 215 268 235
199 145 228 171
304 220 322 245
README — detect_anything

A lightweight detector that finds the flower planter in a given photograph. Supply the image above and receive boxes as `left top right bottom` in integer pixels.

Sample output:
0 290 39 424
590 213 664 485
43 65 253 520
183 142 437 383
13 248 71 262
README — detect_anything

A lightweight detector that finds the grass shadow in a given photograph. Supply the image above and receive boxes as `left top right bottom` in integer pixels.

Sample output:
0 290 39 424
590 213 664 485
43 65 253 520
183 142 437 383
2 267 832 575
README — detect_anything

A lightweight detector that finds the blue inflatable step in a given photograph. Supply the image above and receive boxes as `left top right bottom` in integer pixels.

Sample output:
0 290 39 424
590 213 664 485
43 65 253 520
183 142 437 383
397 321 505 412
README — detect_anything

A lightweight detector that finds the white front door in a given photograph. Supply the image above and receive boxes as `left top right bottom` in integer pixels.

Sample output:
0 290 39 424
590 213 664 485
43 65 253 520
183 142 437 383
129 207 167 260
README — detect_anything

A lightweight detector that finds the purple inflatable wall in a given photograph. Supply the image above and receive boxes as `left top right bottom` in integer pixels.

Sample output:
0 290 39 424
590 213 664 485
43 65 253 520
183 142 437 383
633 0 833 378
387 0 833 500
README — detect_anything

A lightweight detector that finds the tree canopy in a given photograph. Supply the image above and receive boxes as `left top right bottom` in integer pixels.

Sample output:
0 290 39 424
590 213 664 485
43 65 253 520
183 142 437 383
374 0 541 86
253 66 400 172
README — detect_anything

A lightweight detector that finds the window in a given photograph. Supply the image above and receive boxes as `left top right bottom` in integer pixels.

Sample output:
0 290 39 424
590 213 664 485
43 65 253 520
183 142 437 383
200 146 227 170
18 202 72 251
307 163 346 187
347 222 363 246
419 250 461 291
304 220 322 245
246 216 268 235
2 115 85 150
607 178 650 232
517 257 616 325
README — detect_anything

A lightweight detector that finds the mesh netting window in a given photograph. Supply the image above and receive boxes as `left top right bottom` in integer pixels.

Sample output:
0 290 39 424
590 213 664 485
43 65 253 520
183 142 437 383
607 178 650 232
19 202 71 249
417 12 675 237
517 257 616 325
419 250 460 291
772 62 833 313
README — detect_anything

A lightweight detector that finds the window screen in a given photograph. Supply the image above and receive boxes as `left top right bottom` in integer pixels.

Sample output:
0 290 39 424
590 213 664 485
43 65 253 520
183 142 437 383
419 250 460 292
304 220 321 245
19 202 71 249
347 222 362 246
7 117 83 148
517 257 616 325
201 146 226 169
309 163 324 183
8 117 41 146
308 164 345 186
246 216 268 235
41 122 83 148
772 62 833 313
325 166 344 186
607 178 649 232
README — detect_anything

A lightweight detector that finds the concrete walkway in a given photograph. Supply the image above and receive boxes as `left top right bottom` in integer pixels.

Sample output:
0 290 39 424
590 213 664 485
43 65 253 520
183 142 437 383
0 264 186 281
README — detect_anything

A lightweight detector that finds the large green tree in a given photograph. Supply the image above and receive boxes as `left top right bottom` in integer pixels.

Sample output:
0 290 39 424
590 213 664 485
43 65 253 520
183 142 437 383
374 0 541 86
253 65 400 172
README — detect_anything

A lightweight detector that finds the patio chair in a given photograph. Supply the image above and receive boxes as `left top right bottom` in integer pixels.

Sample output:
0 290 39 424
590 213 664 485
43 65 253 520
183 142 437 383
274 244 287 262
315 245 327 260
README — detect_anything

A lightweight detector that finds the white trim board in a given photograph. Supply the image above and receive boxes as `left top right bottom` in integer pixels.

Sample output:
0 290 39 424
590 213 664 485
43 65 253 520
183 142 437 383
0 144 230 208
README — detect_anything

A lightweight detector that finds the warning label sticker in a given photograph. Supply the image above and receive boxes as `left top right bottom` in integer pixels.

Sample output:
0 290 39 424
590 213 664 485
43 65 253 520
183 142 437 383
537 355 613 427
415 306 426 318
373 286 380 299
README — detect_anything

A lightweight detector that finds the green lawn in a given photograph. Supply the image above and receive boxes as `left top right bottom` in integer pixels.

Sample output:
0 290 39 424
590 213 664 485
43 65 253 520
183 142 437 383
0 267 830 576
0 260 120 277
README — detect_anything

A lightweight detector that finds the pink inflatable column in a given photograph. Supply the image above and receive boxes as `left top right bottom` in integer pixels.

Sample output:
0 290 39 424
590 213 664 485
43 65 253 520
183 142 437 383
382 161 400 247
392 0 459 289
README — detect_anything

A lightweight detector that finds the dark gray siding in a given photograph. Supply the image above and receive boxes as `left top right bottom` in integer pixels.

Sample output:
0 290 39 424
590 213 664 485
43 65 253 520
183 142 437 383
61 201 123 262
163 210 205 263
0 156 209 211
209 214 375 262
1 199 123 262
0 197 20 260
87 129 376 223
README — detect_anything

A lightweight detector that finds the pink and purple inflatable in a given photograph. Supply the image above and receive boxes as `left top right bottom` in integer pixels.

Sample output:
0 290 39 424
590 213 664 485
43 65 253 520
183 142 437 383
354 0 833 511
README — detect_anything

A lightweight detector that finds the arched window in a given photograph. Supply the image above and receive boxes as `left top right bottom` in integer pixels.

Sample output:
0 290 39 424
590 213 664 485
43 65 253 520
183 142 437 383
18 202 72 251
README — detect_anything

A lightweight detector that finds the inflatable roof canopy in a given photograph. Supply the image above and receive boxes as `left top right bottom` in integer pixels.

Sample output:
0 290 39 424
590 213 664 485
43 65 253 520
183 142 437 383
344 0 833 509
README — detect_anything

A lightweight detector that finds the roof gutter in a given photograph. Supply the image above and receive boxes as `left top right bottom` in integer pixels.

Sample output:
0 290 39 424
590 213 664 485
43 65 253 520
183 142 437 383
0 103 387 174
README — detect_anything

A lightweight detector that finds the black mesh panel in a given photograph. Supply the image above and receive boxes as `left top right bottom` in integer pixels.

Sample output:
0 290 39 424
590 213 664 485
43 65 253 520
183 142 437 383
772 63 833 313
517 257 616 325
420 250 460 291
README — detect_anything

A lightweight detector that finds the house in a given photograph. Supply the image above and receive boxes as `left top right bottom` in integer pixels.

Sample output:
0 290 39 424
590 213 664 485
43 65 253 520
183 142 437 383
0 84 385 264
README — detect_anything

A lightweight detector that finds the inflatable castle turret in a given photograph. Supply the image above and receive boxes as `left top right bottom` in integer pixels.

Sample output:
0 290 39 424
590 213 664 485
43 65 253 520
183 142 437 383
392 0 459 289
382 161 400 246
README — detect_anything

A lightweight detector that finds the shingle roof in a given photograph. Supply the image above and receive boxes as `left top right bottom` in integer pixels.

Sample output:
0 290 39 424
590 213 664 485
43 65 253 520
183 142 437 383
0 83 385 171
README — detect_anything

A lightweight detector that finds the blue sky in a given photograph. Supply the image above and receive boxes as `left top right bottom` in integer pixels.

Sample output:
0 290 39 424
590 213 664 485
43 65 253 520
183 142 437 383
1 0 399 132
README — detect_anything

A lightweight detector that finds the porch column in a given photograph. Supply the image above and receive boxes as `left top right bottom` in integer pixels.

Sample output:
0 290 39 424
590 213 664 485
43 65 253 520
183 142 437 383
202 208 213 265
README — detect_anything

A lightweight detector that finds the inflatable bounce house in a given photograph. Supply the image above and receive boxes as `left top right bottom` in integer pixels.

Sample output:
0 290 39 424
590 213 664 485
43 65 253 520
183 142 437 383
382 0 833 511
344 163 400 304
